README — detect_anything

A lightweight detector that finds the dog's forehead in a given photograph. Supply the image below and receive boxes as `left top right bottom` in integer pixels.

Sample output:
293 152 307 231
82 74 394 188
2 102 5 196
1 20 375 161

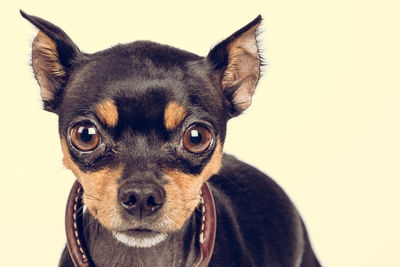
70 41 201 93
60 41 221 130
87 40 201 78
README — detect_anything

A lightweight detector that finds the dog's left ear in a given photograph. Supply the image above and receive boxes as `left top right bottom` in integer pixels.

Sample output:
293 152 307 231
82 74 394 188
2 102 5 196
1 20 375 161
20 10 83 112
208 16 262 117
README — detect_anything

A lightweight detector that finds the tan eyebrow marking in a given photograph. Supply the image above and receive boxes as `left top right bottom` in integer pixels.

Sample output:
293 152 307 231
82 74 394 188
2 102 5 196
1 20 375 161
164 101 187 131
95 100 119 127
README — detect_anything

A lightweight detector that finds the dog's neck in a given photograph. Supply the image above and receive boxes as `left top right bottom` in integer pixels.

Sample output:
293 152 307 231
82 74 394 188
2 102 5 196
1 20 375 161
82 211 199 267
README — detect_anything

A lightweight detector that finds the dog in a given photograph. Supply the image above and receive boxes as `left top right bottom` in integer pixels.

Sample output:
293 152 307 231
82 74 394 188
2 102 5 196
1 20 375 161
21 10 321 267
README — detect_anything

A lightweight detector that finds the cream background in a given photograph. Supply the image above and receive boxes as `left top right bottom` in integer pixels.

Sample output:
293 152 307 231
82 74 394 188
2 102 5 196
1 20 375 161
1 0 399 266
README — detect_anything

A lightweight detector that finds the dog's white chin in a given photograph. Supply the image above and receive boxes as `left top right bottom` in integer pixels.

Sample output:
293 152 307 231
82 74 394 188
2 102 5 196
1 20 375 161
112 231 168 248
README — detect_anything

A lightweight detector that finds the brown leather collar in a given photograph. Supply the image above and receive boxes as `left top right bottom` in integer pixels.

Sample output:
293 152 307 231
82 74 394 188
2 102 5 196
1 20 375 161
65 180 216 267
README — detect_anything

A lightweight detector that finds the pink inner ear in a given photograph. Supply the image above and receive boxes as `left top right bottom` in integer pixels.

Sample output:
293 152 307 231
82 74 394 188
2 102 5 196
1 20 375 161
221 24 261 112
32 30 66 101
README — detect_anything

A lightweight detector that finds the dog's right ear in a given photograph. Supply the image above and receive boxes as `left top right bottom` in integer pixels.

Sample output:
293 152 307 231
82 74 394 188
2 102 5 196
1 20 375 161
21 10 83 112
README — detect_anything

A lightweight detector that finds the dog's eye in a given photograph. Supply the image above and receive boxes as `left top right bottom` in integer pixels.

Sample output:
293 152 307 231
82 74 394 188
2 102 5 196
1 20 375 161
182 125 213 154
70 123 100 152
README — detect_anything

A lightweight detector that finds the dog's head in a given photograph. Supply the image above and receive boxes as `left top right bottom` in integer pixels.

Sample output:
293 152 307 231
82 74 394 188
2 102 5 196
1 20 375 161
22 11 262 247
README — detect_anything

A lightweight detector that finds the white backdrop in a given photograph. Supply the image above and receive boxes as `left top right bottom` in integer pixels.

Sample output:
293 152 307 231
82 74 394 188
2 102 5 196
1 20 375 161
1 1 400 266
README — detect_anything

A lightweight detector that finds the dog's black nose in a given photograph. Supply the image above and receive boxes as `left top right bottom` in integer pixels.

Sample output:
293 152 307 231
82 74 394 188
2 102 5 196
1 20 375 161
118 183 165 217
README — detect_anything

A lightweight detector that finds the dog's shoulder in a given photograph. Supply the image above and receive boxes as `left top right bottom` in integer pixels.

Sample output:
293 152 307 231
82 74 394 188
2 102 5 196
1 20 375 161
208 154 305 266
210 153 291 205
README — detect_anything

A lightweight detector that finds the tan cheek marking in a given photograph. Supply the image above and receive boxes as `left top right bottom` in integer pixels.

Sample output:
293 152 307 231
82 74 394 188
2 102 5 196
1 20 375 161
61 138 124 230
32 31 66 101
95 100 119 128
163 142 222 231
164 102 187 131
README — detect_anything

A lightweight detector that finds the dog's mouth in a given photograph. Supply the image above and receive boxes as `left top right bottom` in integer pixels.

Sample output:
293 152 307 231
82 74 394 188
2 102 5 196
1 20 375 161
123 227 156 236
112 227 168 248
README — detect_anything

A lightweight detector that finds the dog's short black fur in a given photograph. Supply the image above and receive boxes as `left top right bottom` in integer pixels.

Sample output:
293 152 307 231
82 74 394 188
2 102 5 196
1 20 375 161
22 10 321 267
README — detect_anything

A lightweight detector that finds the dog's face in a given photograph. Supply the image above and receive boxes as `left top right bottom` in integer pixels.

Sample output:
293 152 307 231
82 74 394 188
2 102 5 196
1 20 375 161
22 11 261 247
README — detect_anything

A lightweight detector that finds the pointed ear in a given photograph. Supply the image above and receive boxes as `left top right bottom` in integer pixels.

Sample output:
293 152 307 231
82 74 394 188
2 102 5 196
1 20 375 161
20 10 83 112
208 15 263 116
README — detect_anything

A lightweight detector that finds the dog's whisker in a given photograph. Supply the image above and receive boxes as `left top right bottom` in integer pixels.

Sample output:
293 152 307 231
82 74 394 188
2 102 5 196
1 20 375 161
84 194 102 201
73 207 85 221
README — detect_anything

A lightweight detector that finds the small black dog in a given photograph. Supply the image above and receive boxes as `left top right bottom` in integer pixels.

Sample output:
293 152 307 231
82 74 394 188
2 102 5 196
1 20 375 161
22 10 320 267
